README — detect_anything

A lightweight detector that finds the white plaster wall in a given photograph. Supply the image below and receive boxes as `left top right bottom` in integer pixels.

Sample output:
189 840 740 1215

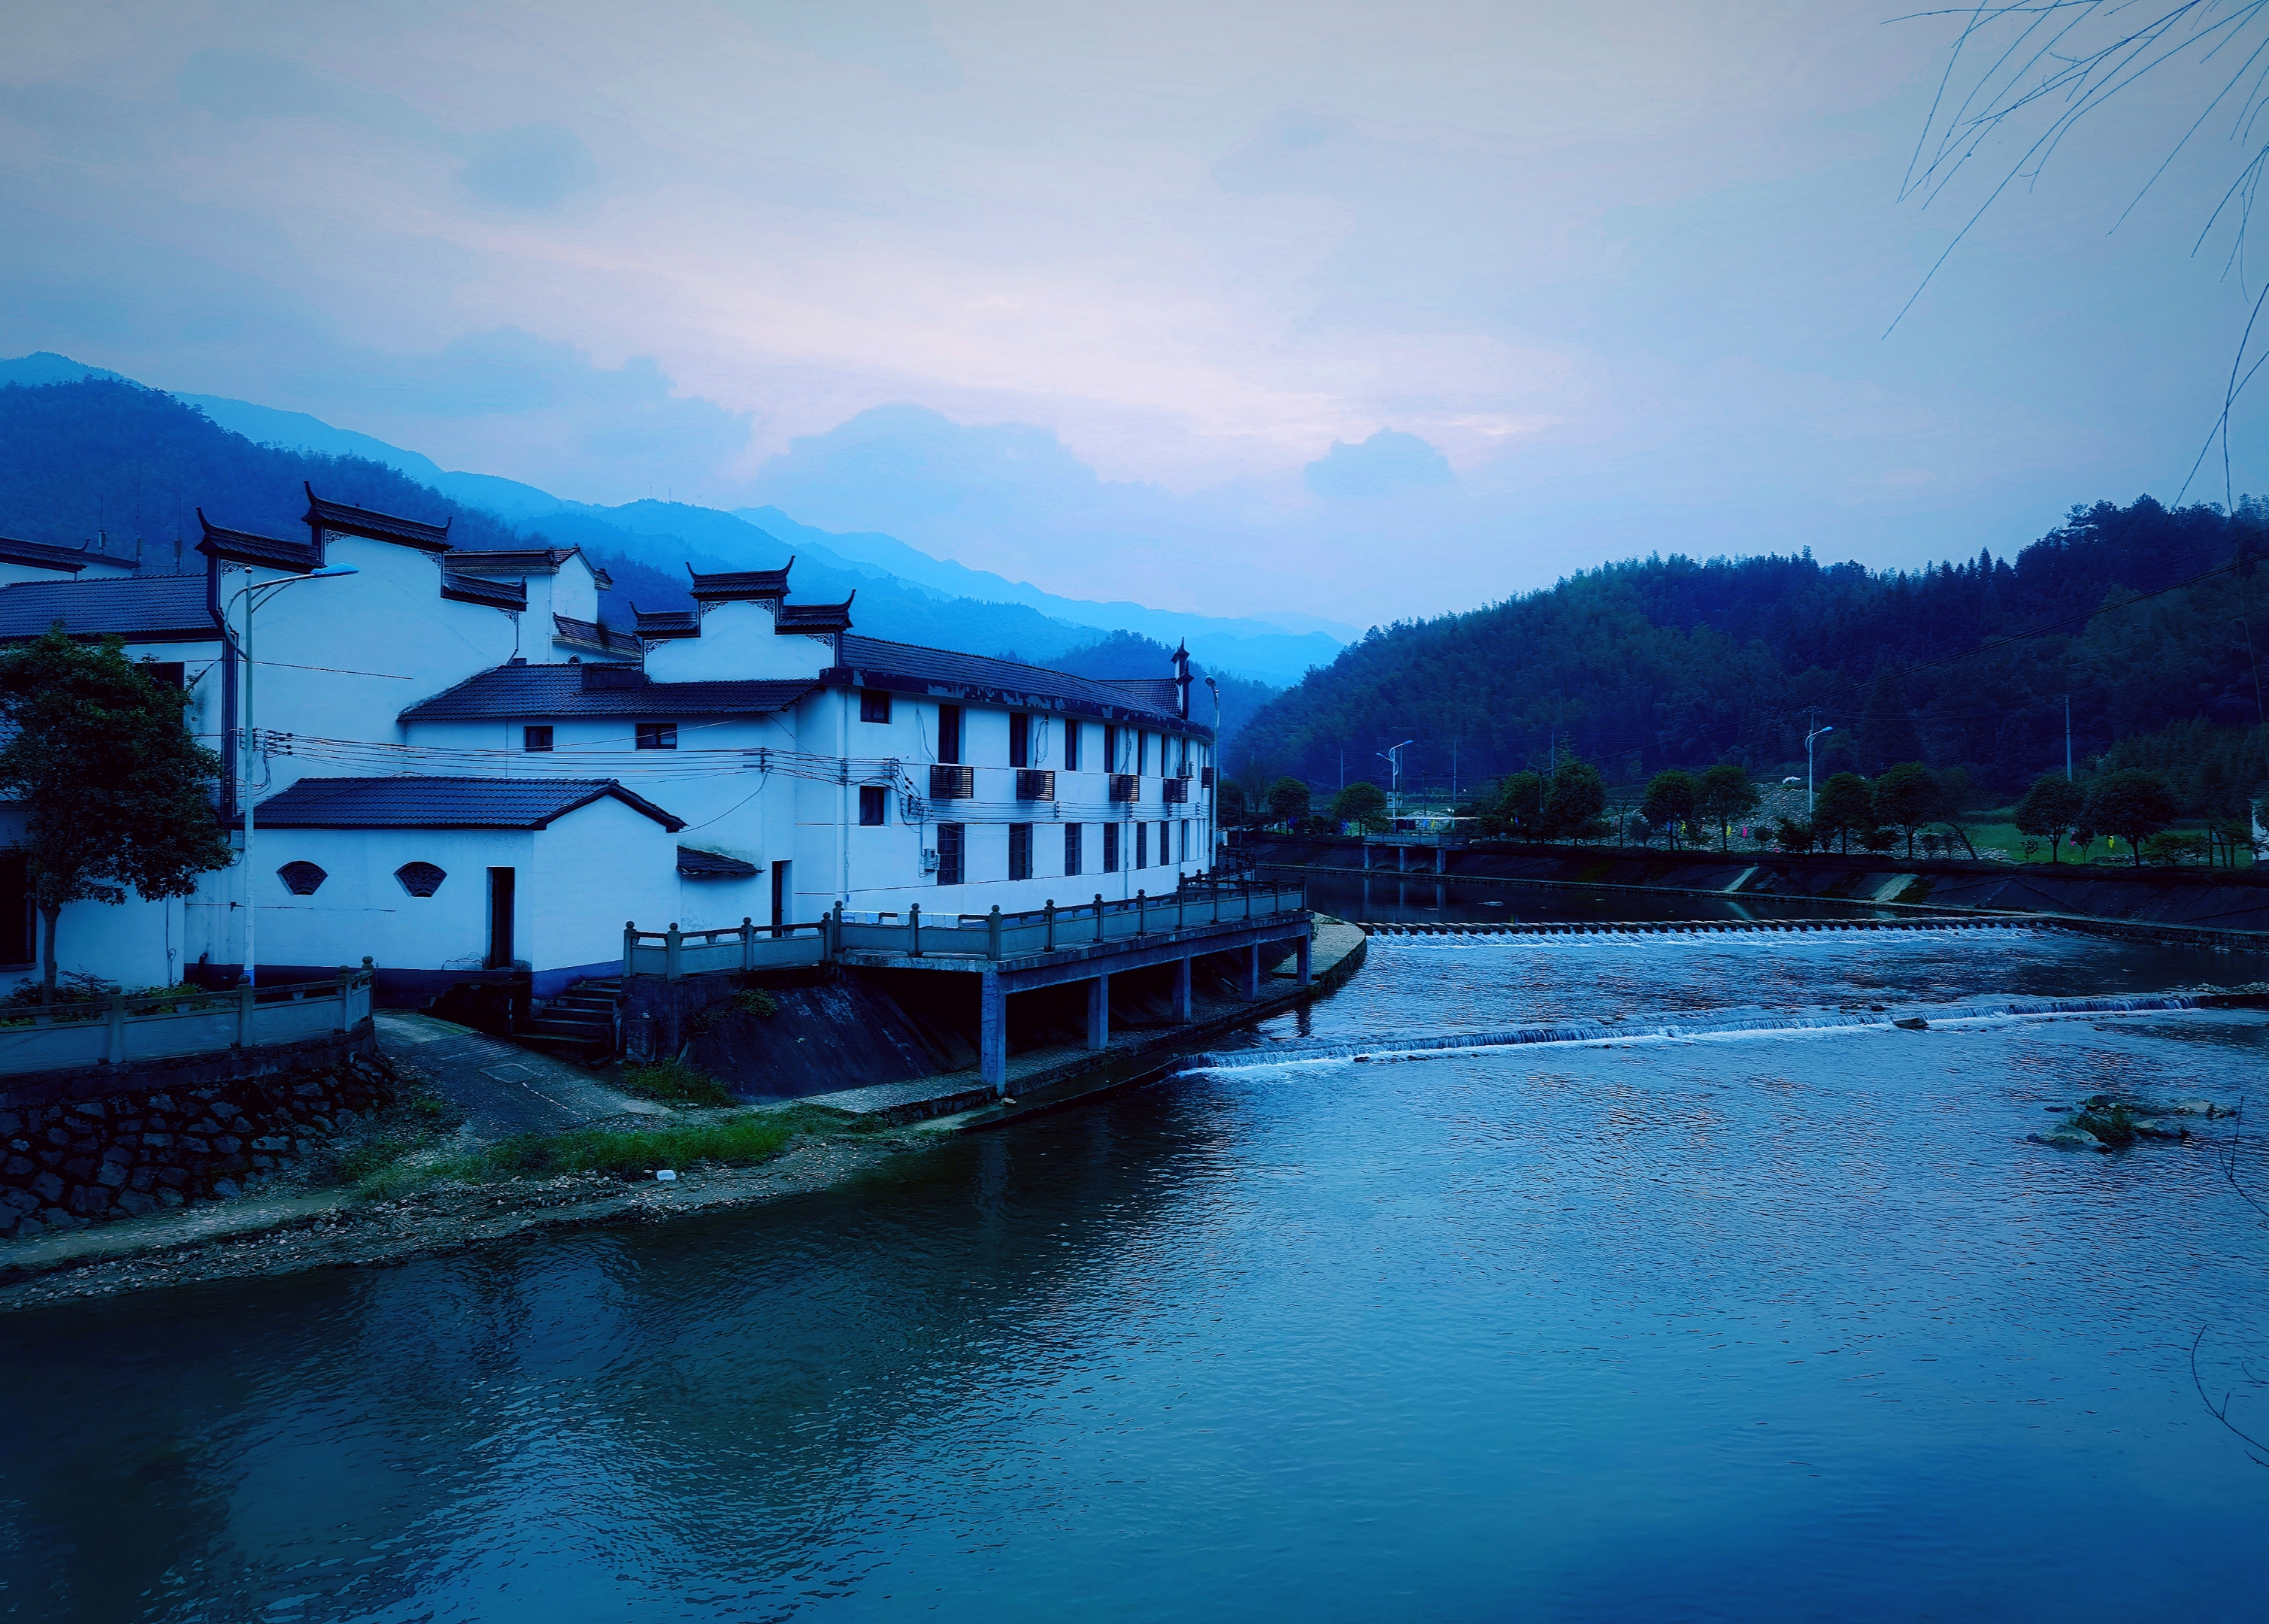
645 601 836 681
240 826 533 972
524 795 681 966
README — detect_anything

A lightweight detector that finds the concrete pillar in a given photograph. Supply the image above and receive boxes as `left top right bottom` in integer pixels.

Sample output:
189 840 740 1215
1296 930 1313 987
979 970 1007 1093
1173 955 1193 1023
1241 944 1262 999
1086 972 1110 1050
1434 843 1445 874
1395 844 1406 873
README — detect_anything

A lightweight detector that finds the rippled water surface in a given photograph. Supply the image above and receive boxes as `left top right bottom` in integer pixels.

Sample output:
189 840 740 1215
5 934 2269 1622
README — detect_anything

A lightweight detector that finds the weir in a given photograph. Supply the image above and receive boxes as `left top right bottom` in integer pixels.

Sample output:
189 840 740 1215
1188 993 2214 1070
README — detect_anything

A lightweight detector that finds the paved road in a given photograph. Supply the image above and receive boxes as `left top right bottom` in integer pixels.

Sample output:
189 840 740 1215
373 1013 665 1138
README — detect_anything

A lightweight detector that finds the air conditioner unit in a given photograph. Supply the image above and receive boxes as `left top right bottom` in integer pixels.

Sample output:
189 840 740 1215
929 764 974 799
1109 773 1140 802
1162 777 1189 804
920 848 941 874
1200 766 1216 788
1015 768 1056 800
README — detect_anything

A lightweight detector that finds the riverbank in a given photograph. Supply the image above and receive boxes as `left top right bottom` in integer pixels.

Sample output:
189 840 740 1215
0 920 1368 1309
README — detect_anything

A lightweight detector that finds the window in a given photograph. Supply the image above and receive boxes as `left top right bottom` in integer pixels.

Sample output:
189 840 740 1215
523 725 554 752
860 689 892 723
395 862 447 898
1103 724 1118 771
277 861 326 896
938 704 962 764
1008 822 1033 881
636 723 677 750
1102 823 1119 873
1063 721 1081 771
1009 712 1031 768
1178 737 1191 775
1065 823 1083 877
1180 820 1190 862
1134 822 1148 869
1159 821 1171 867
859 786 886 826
936 822 965 886
1138 730 1150 774
140 660 185 690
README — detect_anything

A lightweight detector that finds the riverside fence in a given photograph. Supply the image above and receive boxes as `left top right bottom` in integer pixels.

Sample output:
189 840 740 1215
0 963 376 1077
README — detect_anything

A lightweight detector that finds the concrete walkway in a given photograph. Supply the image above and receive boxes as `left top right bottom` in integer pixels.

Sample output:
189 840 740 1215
373 1012 663 1137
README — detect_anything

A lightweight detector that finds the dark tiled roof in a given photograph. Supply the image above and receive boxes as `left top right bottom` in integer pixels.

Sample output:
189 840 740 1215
688 562 792 602
677 846 759 879
775 595 855 634
1098 677 1183 713
196 511 323 572
303 485 452 552
240 775 685 831
0 536 135 574
830 634 1204 732
552 614 641 656
0 576 217 644
439 572 528 611
631 604 700 639
398 660 815 722
447 547 613 589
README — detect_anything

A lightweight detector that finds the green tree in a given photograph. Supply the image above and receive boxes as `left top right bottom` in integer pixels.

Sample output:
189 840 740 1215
1774 817 1816 854
2012 773 2086 864
1495 770 1547 840
1871 762 1946 859
1695 763 1761 850
1215 777 1251 828
2084 768 2181 866
1543 759 1608 841
0 629 234 993
1263 776 1312 826
1813 772 1874 855
1330 780 1388 831
1639 769 1698 850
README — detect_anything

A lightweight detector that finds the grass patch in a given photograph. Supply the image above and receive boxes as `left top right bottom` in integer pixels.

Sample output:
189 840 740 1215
620 1058 735 1107
355 1103 871 1195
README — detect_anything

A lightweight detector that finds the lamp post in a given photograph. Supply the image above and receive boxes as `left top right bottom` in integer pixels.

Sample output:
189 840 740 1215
1805 724 1834 816
1204 677 1220 874
1377 739 1414 823
228 565 356 987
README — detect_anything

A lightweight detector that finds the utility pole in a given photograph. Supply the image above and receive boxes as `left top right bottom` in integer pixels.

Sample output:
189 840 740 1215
2063 695 2071 782
1804 714 1833 816
1451 737 1459 805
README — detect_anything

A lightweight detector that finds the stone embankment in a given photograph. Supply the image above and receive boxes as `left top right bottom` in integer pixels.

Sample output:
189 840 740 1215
1 1035 391 1241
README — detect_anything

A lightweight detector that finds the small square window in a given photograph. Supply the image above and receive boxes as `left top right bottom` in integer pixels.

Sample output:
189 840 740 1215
859 786 886 826
636 723 677 750
860 689 892 723
523 726 554 752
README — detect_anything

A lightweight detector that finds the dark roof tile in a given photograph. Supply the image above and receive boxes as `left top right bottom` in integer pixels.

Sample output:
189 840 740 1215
303 485 453 551
0 536 135 574
240 775 684 831
831 634 1201 732
398 661 815 722
632 605 700 639
775 595 855 634
677 846 759 879
688 562 792 602
552 614 641 655
439 572 528 612
0 576 216 644
195 511 323 572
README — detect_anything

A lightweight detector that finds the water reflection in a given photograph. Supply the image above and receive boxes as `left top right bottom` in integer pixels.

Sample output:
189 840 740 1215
1296 871 1903 924
5 942 2268 1622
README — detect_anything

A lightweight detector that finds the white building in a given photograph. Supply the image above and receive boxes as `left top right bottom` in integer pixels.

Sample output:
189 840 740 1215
0 489 1219 1000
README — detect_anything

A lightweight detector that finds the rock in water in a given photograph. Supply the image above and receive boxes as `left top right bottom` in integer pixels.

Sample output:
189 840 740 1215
1893 1017 1928 1031
2028 1126 2106 1152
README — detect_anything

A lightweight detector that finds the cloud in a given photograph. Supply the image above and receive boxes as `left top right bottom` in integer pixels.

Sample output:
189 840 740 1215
1304 429 1454 499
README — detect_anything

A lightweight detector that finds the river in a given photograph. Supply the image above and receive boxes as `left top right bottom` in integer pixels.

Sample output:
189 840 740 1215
5 926 2267 1621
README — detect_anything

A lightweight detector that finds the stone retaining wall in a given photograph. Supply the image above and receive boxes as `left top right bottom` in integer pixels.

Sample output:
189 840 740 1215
0 1030 391 1241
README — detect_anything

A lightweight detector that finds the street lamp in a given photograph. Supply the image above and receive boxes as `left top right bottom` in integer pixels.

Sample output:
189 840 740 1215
227 565 357 987
1204 677 1221 874
1377 739 1414 823
1805 724 1834 816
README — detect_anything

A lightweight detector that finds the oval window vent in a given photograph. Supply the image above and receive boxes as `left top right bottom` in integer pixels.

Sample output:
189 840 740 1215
277 861 327 896
395 862 447 898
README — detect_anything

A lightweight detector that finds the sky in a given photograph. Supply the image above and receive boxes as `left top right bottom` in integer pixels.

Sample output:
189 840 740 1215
5 1 2267 627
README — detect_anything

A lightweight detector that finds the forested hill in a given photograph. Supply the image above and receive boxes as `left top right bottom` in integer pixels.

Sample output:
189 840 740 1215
1233 498 2264 797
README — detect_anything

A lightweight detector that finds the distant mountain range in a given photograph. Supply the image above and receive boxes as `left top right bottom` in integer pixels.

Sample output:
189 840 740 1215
0 353 1343 689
